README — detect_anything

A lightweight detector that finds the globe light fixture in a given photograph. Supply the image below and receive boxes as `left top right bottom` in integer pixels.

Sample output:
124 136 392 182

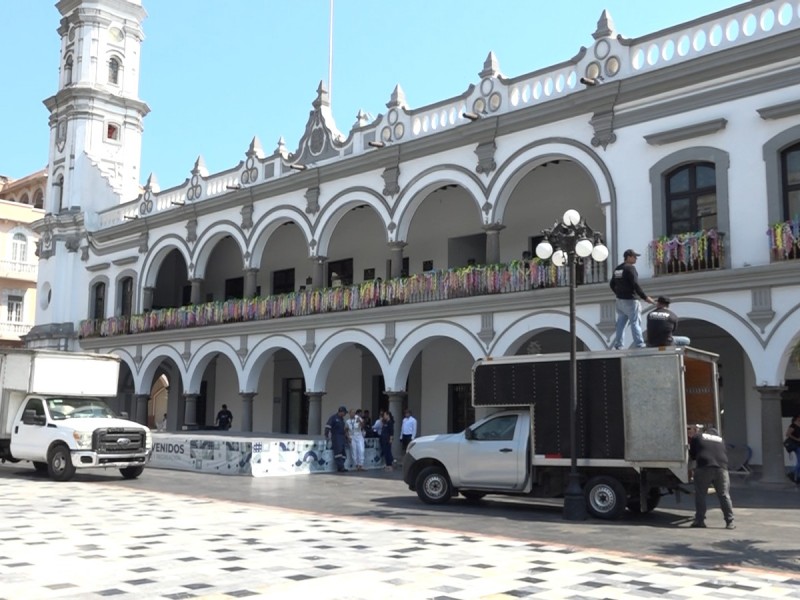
534 209 609 521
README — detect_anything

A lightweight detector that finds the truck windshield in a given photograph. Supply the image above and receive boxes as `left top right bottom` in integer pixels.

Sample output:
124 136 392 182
46 398 118 420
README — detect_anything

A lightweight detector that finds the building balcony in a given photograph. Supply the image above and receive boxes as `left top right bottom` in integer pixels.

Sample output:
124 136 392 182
648 229 725 276
0 260 37 282
0 320 33 339
79 260 609 339
767 219 800 262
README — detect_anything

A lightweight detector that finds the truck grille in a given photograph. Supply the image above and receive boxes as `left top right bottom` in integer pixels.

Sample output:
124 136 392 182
93 428 146 454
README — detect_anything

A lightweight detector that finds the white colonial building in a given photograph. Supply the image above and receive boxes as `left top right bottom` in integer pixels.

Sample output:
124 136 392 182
28 0 800 481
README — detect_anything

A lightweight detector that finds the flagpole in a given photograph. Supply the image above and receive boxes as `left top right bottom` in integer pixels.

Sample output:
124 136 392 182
328 0 334 102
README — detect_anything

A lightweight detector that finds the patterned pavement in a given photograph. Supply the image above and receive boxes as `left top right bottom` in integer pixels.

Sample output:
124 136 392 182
1 473 799 600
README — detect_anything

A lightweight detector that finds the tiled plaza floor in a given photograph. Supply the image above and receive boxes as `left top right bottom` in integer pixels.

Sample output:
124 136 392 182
1 475 798 599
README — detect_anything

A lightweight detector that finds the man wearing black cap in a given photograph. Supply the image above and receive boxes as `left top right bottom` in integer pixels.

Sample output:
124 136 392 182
610 249 654 349
647 296 691 347
325 405 349 472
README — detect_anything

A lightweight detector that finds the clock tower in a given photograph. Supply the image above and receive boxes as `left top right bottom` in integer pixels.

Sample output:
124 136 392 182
28 0 149 349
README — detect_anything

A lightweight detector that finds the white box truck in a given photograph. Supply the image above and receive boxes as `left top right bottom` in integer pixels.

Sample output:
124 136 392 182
0 349 152 481
403 346 720 519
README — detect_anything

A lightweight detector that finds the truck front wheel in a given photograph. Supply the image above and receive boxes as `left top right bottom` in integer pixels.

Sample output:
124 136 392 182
584 476 626 520
120 466 145 479
47 445 76 482
416 466 452 504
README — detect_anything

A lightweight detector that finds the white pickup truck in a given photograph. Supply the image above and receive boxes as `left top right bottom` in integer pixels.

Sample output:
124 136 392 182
0 349 152 481
403 347 721 519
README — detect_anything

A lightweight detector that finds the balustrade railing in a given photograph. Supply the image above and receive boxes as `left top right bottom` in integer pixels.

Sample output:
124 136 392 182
767 219 800 261
79 260 608 338
649 229 725 276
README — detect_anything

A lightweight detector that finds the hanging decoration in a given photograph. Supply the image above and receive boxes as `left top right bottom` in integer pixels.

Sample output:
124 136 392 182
766 218 800 261
78 258 610 339
648 228 724 274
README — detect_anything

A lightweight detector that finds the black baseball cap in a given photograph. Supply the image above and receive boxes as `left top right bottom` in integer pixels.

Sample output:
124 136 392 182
657 296 671 305
623 249 641 258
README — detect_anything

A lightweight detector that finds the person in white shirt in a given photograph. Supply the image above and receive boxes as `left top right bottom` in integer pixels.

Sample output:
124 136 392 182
345 409 366 471
401 409 417 454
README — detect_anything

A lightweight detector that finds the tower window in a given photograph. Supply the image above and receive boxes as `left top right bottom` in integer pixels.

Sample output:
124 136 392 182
108 57 120 84
107 124 120 141
33 189 43 209
64 55 73 86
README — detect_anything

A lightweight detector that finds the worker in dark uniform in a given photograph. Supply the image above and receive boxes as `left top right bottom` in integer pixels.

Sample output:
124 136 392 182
689 426 735 529
646 296 691 346
325 405 348 472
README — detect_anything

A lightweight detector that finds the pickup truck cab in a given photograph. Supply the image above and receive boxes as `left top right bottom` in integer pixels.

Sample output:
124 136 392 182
10 395 152 481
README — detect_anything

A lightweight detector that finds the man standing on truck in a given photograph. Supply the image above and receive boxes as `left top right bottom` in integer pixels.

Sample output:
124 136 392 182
689 426 735 529
646 296 691 347
610 249 654 349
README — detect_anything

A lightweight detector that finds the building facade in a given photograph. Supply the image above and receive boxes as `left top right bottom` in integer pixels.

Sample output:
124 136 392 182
27 0 800 480
0 171 44 346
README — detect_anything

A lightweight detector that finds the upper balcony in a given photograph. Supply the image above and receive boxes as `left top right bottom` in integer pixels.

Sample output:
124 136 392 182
648 229 725 276
80 260 608 339
0 260 38 283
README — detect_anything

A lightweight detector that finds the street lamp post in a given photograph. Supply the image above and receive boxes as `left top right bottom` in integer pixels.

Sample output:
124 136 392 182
535 209 608 521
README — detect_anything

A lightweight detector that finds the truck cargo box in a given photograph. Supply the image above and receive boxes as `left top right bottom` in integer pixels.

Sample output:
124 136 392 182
471 347 719 465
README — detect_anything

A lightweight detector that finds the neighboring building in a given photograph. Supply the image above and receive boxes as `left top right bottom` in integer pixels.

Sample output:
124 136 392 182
0 171 44 346
26 0 800 481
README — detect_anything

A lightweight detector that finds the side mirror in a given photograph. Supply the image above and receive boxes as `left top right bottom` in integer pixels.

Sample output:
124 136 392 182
22 409 45 426
120 411 129 419
464 427 474 440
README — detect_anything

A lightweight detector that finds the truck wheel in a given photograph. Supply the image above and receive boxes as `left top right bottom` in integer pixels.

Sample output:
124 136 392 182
32 461 48 473
627 488 661 514
461 491 487 502
584 476 626 520
415 466 452 505
47 445 76 482
120 466 145 480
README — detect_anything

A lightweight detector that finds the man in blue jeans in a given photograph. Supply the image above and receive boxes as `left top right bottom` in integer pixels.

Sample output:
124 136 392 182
610 249 654 349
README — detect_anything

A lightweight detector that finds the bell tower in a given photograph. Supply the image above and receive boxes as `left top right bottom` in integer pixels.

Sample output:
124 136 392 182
28 0 149 349
44 0 149 213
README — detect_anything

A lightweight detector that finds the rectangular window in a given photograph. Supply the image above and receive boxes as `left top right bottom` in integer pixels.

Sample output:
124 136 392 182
120 277 133 318
7 295 23 323
327 258 353 287
12 234 27 263
225 277 244 300
272 268 295 295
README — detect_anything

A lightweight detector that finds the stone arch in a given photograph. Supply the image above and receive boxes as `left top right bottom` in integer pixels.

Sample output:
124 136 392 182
764 304 800 384
763 123 800 225
186 339 246 394
384 321 485 391
491 311 608 356
243 336 311 391
192 221 247 278
488 139 614 254
313 187 392 256
137 346 188 394
248 206 314 267
393 166 487 242
649 146 731 266
140 236 191 289
306 329 390 392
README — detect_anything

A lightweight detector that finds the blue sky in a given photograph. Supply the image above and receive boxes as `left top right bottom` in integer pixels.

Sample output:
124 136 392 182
0 0 738 189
